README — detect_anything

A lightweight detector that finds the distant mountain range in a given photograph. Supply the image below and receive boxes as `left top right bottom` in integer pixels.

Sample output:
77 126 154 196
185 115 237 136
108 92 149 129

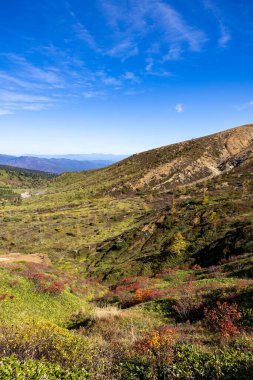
26 154 128 161
0 154 126 174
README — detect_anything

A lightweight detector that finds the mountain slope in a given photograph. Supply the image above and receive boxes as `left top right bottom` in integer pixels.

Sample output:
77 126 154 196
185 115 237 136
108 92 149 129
0 165 54 187
1 124 253 282
53 124 253 195
88 159 253 281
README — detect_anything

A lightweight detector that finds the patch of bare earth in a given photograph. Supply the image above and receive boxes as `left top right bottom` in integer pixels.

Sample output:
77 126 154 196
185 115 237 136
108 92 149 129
0 253 50 265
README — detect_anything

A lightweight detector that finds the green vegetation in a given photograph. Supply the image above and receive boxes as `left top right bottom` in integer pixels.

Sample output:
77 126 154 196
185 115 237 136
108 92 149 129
0 125 253 377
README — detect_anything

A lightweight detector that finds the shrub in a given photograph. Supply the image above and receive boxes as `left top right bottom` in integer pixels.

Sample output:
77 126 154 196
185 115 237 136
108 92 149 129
122 344 253 380
0 321 91 369
171 344 253 380
172 283 204 322
0 356 89 379
134 326 176 378
204 301 242 340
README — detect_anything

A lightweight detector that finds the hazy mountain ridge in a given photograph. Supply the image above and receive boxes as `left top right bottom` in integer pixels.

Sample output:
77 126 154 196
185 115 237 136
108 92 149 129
29 154 128 161
0 154 116 174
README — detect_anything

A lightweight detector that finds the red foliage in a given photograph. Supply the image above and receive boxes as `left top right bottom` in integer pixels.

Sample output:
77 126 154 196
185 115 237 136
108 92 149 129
134 288 163 304
0 293 14 302
204 301 242 339
97 276 166 307
134 326 176 364
39 281 66 295
0 294 7 302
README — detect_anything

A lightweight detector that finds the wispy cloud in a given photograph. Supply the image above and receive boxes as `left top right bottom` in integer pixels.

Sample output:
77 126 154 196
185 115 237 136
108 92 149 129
3 54 64 88
0 109 13 116
0 55 64 115
107 40 138 59
175 104 184 113
123 72 140 83
97 71 122 87
145 58 172 77
0 89 56 114
154 1 206 52
101 0 206 63
69 8 100 52
236 100 253 111
203 0 231 48
83 90 105 99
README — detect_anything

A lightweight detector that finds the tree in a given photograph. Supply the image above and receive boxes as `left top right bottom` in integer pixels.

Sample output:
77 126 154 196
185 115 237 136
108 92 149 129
169 232 188 255
202 187 209 205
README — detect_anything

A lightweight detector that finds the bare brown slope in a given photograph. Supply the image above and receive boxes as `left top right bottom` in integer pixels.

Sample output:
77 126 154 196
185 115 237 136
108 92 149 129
54 124 253 194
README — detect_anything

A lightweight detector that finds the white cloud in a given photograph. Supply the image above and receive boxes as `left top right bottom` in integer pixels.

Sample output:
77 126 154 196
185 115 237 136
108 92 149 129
101 0 206 62
145 58 172 77
107 40 138 59
218 24 231 48
0 88 56 114
97 71 122 87
163 45 182 61
123 72 140 83
203 0 231 48
3 54 64 88
175 104 184 113
145 58 154 72
0 109 12 116
83 90 105 99
73 22 100 52
0 91 52 103
153 1 206 52
67 5 100 52
236 100 253 111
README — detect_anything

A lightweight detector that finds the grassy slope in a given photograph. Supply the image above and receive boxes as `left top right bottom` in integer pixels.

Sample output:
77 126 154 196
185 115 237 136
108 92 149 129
0 165 54 188
90 160 253 281
1 125 253 280
0 126 253 377
0 264 94 326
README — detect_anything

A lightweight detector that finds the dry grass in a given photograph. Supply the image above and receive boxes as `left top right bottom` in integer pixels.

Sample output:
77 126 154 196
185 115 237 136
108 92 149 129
92 306 124 322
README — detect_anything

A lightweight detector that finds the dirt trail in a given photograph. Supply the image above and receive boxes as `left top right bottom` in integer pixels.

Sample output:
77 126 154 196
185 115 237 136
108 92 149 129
0 253 50 265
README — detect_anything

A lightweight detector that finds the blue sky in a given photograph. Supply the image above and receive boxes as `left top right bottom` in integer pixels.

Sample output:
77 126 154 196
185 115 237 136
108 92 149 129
0 0 252 155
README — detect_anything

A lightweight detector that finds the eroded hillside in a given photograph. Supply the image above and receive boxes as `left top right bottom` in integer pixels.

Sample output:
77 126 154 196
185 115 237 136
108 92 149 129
52 124 253 195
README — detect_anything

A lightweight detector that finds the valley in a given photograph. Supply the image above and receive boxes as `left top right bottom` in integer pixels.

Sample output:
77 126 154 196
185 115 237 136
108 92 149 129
0 125 253 379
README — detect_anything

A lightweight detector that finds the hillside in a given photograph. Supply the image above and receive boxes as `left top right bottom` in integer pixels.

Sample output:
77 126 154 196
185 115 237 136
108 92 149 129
53 124 253 196
0 124 253 277
91 159 253 281
1 124 253 378
0 165 54 186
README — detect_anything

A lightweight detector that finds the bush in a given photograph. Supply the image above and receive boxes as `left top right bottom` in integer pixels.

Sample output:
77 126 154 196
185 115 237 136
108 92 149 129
171 344 253 380
0 321 91 369
0 356 89 379
204 301 242 340
121 344 253 380
133 326 176 379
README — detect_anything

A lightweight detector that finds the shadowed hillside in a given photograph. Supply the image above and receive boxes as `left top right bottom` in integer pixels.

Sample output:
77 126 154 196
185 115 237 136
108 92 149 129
91 159 253 281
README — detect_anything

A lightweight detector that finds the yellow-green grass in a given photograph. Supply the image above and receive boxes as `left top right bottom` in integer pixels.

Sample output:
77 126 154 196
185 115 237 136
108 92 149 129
0 268 90 326
0 194 148 263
